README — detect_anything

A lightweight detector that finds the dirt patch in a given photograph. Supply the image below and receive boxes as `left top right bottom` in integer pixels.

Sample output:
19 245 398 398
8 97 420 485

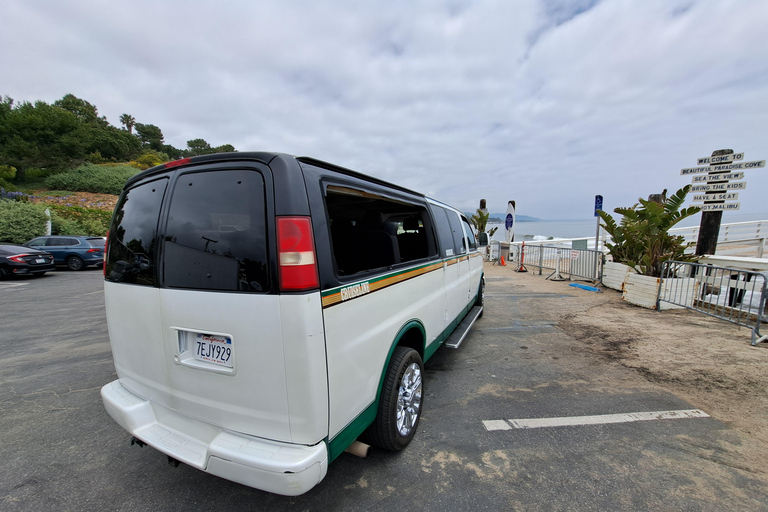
485 262 768 474
562 287 768 473
30 191 118 212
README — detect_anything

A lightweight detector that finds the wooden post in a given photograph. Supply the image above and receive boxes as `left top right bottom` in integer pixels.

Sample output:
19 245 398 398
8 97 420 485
695 149 732 256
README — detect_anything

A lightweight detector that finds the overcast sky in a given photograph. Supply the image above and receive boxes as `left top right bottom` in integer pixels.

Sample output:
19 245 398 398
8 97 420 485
2 0 767 220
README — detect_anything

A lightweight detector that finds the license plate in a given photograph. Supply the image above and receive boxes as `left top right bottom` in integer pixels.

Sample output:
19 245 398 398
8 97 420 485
194 333 234 367
35 258 46 263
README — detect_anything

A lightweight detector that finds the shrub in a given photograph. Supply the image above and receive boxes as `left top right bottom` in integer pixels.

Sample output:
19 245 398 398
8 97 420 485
43 163 138 194
50 213 82 236
0 200 48 244
49 205 111 236
598 186 700 277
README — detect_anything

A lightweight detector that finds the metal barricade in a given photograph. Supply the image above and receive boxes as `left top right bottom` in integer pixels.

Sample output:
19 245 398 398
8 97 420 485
510 244 602 281
657 261 768 346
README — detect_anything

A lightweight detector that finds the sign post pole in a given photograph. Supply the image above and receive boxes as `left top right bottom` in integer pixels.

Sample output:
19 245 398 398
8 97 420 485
594 195 603 281
696 150 732 256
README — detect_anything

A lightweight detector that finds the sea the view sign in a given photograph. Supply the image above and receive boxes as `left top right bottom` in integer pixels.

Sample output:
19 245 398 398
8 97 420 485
691 172 744 183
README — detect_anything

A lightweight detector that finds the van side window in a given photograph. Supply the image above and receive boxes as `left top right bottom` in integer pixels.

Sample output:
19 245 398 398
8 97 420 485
163 170 269 292
325 186 436 276
461 216 478 251
444 209 467 255
106 178 168 286
429 204 455 257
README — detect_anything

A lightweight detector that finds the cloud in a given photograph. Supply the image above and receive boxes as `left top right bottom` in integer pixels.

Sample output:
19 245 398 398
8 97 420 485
1 0 766 219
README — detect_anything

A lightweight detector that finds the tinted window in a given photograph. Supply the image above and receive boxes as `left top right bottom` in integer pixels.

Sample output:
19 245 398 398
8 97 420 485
461 217 477 251
86 238 105 248
106 178 168 286
444 209 466 255
429 204 455 257
27 238 46 247
325 185 437 276
163 170 268 292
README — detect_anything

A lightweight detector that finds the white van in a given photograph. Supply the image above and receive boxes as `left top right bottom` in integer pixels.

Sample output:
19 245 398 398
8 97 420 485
101 152 484 495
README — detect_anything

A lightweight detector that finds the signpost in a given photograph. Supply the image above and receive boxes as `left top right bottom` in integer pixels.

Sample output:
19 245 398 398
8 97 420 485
593 195 603 281
687 149 763 255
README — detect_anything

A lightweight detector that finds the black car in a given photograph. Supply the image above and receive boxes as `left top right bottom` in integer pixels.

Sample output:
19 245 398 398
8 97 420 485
0 244 56 278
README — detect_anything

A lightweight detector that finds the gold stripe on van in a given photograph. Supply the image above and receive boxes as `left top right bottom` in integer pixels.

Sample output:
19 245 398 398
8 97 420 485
321 259 447 309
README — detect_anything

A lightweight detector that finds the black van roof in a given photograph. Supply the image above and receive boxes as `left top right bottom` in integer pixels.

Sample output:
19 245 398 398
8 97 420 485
124 152 423 198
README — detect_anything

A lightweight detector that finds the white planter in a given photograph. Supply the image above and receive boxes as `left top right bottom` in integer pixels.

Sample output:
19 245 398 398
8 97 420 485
622 273 696 310
602 262 636 291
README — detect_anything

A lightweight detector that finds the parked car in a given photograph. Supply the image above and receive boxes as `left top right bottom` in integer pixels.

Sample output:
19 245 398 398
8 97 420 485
25 236 105 271
0 244 55 278
101 152 484 495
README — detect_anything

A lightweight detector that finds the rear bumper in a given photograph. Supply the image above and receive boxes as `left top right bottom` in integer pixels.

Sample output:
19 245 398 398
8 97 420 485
101 380 328 496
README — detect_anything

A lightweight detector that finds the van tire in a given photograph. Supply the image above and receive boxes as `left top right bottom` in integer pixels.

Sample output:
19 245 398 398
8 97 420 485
476 278 485 318
364 347 424 451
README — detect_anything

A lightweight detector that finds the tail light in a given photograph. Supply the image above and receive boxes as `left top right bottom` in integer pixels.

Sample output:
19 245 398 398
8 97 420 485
8 254 31 263
103 232 109 276
276 217 319 291
87 248 101 253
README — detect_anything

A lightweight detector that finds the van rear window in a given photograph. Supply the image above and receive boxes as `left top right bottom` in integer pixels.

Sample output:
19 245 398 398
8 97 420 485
162 170 269 292
106 178 168 286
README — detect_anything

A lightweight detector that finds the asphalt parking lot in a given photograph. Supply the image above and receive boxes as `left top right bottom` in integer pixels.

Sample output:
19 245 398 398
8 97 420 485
1 267 767 511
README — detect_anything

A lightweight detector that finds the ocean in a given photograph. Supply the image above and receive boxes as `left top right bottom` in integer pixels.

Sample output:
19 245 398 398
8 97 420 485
488 212 768 242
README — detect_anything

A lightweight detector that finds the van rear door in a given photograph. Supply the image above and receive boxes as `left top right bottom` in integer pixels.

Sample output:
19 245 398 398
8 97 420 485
105 162 328 446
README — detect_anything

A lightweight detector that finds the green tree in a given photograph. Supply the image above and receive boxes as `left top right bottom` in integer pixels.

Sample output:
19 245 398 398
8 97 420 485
213 143 235 153
119 113 135 134
0 97 85 181
470 208 498 238
54 94 107 126
134 123 165 152
186 138 213 156
598 186 700 277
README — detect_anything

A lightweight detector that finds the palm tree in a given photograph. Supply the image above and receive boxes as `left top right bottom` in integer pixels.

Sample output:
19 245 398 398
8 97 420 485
120 114 135 134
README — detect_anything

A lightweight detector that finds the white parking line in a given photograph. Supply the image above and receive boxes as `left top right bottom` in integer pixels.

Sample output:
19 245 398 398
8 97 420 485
483 409 710 431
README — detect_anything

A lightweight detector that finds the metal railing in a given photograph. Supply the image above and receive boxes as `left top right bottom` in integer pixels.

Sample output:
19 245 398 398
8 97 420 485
509 243 602 281
670 220 767 258
657 261 768 346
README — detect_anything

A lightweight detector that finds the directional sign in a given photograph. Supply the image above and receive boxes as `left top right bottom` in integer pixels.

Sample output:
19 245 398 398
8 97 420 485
697 153 744 165
691 182 747 192
699 203 741 212
692 193 739 202
692 172 744 183
680 160 765 175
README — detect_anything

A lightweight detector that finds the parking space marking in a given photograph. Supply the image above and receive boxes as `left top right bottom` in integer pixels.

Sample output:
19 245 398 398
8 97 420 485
483 409 710 431
0 282 29 289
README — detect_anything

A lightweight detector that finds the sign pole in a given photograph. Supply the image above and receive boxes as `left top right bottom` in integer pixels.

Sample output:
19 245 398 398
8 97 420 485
594 195 603 281
695 149 732 256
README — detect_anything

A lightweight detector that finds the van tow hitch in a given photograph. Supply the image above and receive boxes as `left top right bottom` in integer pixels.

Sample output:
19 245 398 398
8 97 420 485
130 436 145 448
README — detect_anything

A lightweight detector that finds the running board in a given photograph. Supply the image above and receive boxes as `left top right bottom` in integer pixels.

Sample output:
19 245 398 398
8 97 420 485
444 305 483 349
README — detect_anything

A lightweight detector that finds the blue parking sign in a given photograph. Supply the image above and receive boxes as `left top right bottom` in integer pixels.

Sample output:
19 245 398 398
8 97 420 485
594 195 603 217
